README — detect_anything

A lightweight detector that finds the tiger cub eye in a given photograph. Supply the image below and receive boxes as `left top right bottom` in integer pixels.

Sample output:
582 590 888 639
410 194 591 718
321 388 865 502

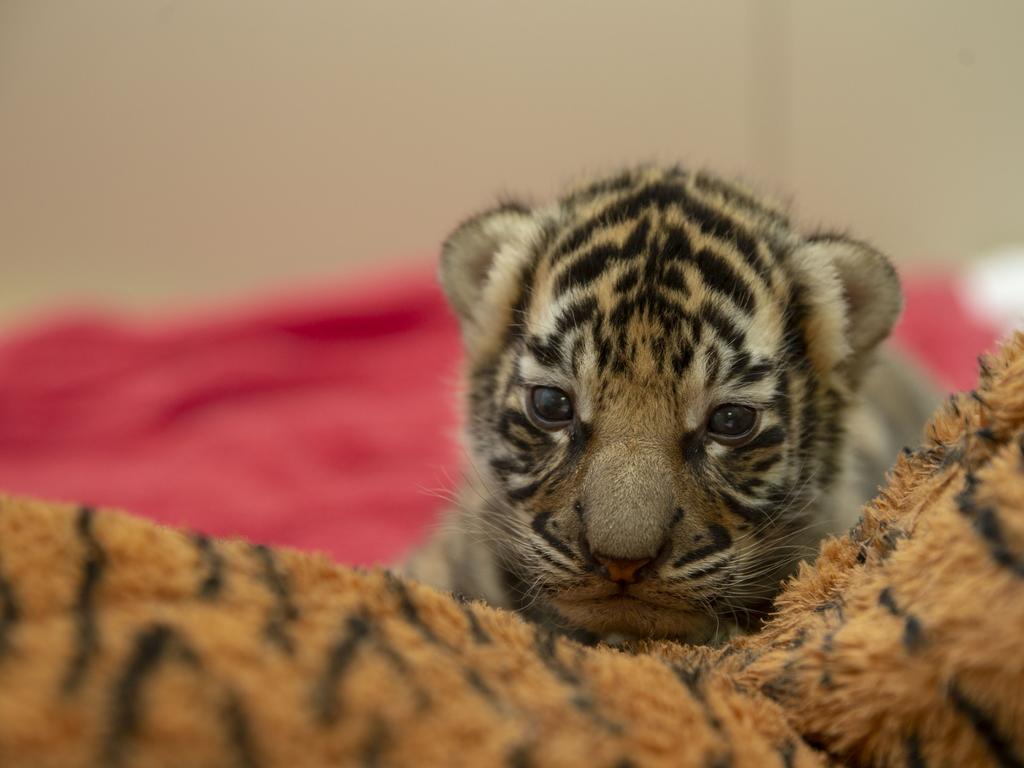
528 386 574 428
707 404 758 445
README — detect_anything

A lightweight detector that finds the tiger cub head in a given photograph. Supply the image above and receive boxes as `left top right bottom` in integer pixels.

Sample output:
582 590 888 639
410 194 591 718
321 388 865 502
441 165 901 640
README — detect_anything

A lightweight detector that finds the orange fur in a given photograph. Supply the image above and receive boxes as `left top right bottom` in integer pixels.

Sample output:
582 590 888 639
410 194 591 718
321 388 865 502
0 333 1020 767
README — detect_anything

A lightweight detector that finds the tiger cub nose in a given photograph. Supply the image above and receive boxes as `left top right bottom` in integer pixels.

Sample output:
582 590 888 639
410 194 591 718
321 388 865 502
592 554 652 584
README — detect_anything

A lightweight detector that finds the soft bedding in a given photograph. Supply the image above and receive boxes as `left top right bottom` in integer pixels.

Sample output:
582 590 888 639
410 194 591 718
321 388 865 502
0 265 1003 564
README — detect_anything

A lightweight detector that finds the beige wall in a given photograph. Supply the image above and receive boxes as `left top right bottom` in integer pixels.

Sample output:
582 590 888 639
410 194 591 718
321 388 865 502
1 1 1022 322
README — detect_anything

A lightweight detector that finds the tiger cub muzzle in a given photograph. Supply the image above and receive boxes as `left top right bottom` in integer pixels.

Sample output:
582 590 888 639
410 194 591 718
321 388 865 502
578 443 677 585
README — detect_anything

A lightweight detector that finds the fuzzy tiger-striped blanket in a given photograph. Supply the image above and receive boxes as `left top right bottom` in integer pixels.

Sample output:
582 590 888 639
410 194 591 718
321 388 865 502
0 333 1021 768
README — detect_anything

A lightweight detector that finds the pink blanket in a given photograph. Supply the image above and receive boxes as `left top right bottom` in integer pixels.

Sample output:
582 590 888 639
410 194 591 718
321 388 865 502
0 267 1000 565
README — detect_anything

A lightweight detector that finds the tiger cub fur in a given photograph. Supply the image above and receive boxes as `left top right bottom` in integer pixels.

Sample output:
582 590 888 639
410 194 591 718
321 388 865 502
405 165 937 642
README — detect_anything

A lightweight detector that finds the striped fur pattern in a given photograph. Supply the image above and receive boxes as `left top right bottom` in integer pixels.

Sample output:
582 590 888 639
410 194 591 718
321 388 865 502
407 165 936 640
0 496 823 768
0 333 1022 767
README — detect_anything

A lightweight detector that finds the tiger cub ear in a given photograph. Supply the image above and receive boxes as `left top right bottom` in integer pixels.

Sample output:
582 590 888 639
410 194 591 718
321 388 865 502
439 201 542 328
788 234 903 383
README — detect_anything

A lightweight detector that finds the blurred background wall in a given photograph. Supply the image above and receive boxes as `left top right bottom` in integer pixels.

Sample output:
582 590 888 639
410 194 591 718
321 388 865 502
1 0 1022 323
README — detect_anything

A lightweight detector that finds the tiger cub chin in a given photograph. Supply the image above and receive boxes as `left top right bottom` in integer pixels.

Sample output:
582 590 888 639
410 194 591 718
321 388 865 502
404 165 938 643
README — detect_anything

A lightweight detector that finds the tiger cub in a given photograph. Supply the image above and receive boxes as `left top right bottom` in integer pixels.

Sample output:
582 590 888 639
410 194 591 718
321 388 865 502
405 165 937 642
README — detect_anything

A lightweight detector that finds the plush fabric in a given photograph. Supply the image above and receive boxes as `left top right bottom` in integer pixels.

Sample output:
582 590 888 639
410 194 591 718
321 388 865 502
0 332 1020 767
0 268 462 565
0 269 1001 571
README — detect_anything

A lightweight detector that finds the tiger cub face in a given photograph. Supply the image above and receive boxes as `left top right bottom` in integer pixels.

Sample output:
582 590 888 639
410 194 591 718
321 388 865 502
442 166 902 640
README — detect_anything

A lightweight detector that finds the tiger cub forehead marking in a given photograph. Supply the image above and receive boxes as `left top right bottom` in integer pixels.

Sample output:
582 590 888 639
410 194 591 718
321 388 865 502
520 167 790 394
